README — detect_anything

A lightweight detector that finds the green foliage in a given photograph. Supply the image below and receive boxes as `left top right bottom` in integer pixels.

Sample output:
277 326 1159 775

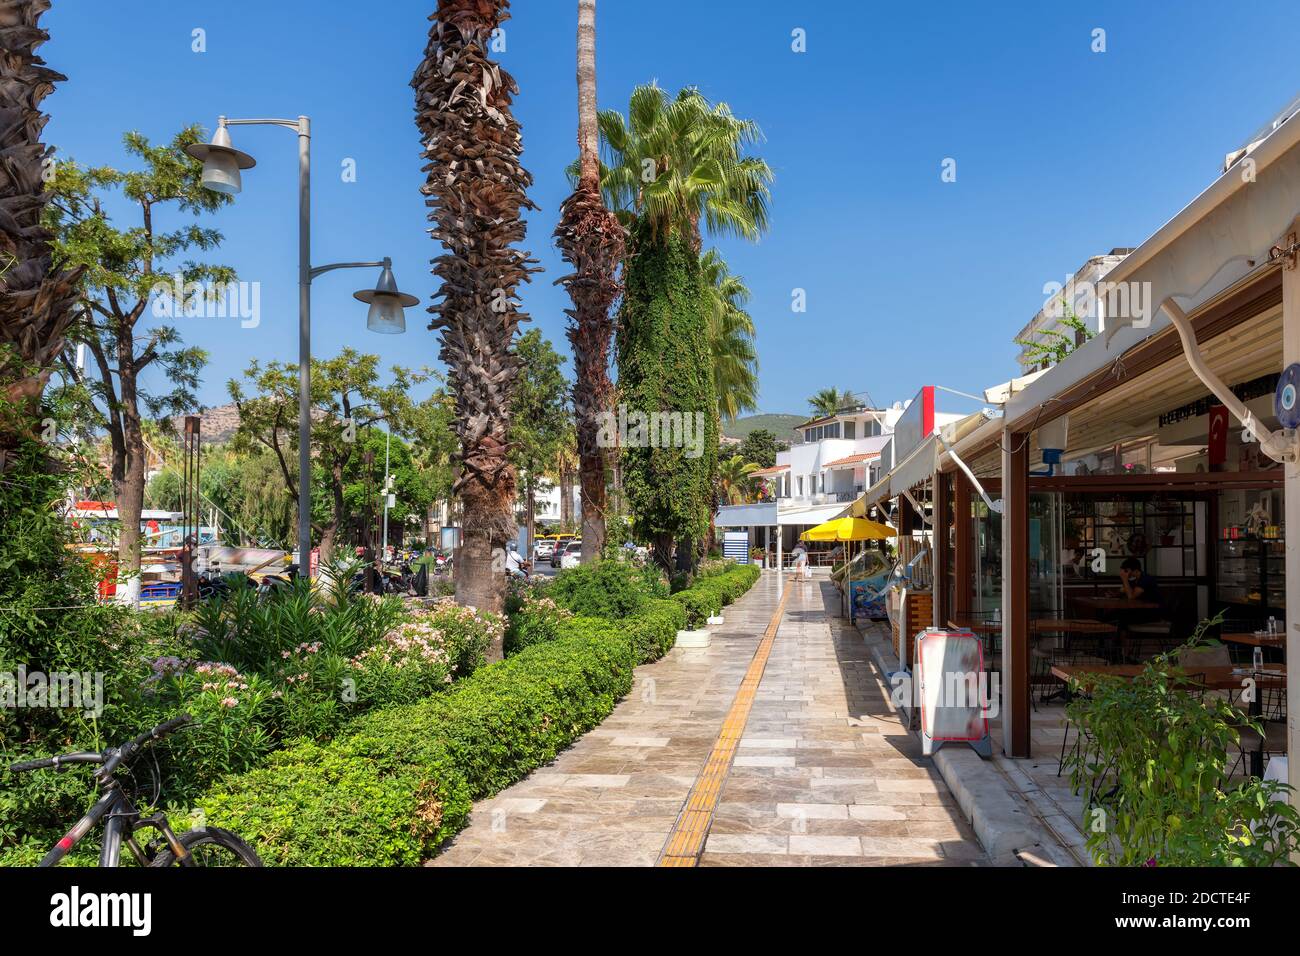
509 330 571 518
616 220 718 553
199 617 636 865
1015 299 1094 368
548 557 668 620
701 249 758 421
1065 620 1300 866
671 563 759 628
737 428 779 469
718 454 761 504
193 561 759 865
50 126 229 434
228 349 429 550
806 387 856 418
504 592 575 656
0 439 176 856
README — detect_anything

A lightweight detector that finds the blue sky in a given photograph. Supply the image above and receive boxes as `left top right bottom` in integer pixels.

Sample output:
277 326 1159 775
43 0 1300 421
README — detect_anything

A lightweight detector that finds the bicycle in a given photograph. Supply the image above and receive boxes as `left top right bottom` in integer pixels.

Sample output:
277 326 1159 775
8 714 263 867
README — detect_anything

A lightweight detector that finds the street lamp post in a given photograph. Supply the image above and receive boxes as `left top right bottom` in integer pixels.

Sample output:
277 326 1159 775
187 116 417 579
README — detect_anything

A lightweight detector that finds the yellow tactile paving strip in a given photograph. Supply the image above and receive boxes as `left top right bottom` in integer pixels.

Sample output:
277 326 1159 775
657 584 791 866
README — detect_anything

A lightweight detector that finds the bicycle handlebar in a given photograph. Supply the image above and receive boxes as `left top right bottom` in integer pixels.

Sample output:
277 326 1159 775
8 752 102 773
7 713 193 776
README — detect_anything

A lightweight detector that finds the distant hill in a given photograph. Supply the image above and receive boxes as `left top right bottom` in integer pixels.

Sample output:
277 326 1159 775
169 403 242 444
721 414 804 444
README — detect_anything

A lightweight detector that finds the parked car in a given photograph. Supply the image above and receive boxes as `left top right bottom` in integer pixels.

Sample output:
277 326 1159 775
551 539 582 569
535 538 556 562
559 540 583 570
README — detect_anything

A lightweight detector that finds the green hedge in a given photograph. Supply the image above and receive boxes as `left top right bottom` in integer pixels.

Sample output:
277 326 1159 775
199 617 634 865
673 564 760 628
198 565 759 865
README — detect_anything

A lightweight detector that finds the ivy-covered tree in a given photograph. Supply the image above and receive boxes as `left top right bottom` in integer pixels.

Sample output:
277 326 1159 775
49 128 231 604
616 218 717 569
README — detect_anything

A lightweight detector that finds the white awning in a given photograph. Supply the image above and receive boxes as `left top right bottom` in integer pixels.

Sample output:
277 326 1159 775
777 504 848 526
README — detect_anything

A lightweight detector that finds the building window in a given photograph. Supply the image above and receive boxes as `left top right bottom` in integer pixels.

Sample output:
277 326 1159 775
844 421 856 439
797 476 804 496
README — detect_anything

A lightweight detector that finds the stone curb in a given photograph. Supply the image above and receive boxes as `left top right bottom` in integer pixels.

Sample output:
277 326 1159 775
856 621 1066 865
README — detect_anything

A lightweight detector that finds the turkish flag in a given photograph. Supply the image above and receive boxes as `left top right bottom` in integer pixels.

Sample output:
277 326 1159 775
1208 404 1228 467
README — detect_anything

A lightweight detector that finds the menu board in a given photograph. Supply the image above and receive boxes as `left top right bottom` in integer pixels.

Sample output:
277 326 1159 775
914 628 993 757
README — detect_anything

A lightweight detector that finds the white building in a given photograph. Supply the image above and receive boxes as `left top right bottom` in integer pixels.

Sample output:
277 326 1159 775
1014 248 1135 374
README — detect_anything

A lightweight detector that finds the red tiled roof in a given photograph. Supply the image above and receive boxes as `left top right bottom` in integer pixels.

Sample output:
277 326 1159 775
751 464 789 476
823 452 879 468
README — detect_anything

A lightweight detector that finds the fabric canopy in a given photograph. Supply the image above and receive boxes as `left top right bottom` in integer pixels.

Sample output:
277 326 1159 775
800 517 896 542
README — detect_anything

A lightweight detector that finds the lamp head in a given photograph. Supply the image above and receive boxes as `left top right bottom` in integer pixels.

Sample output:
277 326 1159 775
185 121 256 195
355 260 418 334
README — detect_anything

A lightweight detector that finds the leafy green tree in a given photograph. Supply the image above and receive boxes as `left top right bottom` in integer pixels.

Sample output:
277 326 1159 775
228 348 417 560
509 330 571 553
48 127 231 601
341 429 437 551
738 428 779 469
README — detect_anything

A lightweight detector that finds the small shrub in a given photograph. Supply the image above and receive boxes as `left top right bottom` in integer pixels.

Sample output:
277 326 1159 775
1065 620 1300 866
504 594 574 656
548 558 666 620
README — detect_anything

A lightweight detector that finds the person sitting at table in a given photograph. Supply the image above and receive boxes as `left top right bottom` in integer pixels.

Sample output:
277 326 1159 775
1117 557 1162 607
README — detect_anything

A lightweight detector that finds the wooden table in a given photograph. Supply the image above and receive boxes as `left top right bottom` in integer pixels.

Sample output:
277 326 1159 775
1220 631 1286 648
1051 663 1287 777
1071 596 1160 613
1032 618 1118 634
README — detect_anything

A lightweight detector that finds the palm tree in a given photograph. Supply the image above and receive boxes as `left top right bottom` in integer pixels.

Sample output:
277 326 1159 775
701 249 758 422
597 84 772 251
555 0 623 563
549 428 579 529
717 454 760 505
599 83 773 570
413 0 537 638
808 387 857 418
0 0 83 472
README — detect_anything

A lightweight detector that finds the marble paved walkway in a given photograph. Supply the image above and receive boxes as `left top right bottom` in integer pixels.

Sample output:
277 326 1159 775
429 571 986 866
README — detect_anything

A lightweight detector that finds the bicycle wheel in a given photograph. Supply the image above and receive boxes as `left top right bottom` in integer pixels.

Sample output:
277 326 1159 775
149 827 263 867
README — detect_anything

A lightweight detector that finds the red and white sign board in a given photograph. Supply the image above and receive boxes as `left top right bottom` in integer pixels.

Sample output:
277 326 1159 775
915 628 992 757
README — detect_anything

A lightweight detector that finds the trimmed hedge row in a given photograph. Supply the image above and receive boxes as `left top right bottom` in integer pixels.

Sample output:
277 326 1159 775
198 566 760 865
672 563 761 628
199 617 634 865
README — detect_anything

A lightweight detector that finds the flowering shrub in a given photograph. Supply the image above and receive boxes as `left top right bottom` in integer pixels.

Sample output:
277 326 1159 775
350 614 458 709
505 593 575 656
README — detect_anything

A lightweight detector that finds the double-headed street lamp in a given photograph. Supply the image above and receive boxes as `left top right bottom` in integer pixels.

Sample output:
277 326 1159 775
187 116 418 579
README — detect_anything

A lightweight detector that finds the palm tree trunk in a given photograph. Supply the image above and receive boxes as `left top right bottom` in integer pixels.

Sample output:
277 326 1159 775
415 0 537 652
556 0 624 565
559 465 574 527
0 0 83 472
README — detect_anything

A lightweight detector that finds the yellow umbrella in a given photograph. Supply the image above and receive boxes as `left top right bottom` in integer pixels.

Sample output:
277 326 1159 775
800 516 896 542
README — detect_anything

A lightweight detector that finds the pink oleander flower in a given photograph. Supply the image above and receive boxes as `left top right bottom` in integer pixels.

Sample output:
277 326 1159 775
220 697 238 708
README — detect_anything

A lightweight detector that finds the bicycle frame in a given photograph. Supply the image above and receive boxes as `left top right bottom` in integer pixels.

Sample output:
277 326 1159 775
41 782 191 868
